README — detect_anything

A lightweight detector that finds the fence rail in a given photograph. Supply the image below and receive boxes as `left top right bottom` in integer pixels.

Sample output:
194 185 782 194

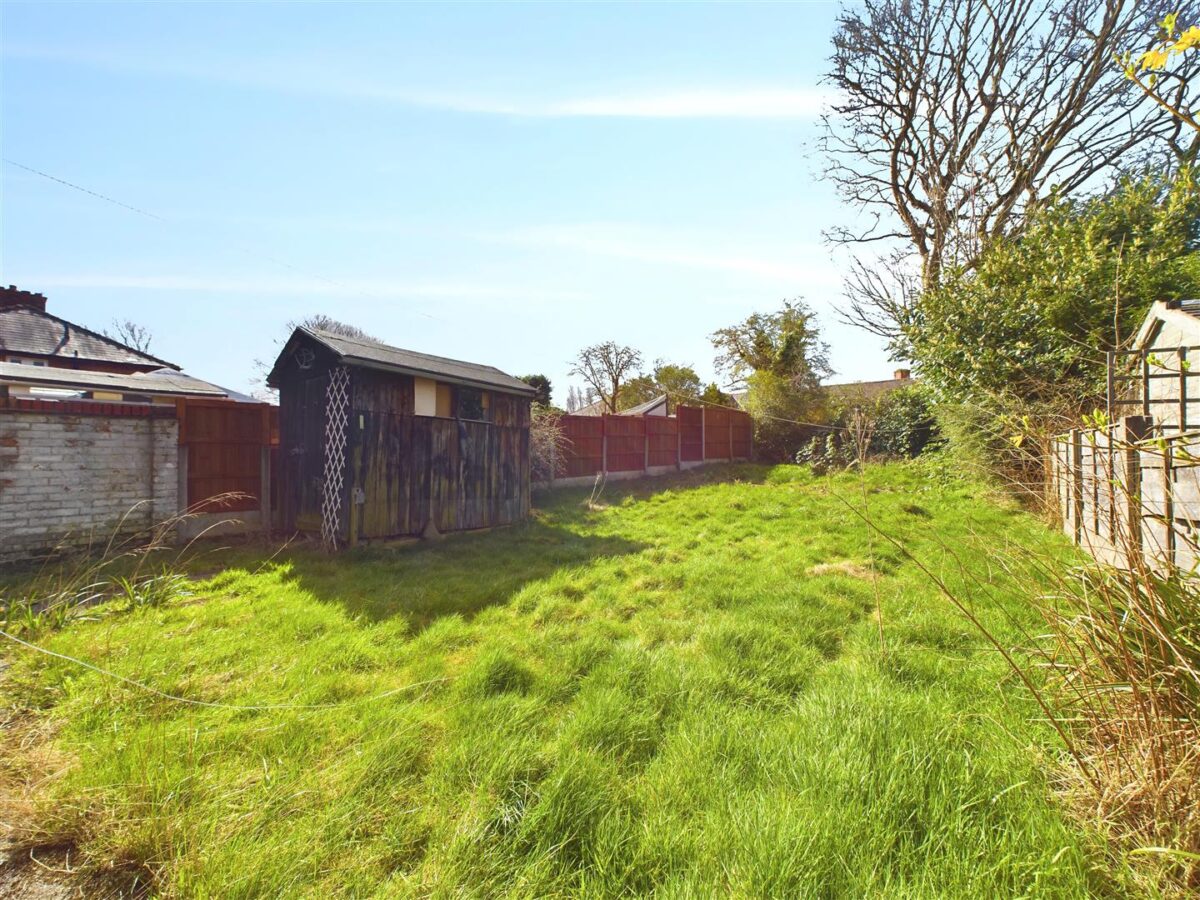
554 405 751 483
1052 415 1200 572
1107 346 1200 432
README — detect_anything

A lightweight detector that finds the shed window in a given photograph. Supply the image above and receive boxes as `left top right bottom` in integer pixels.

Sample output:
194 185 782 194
435 383 453 417
456 387 486 421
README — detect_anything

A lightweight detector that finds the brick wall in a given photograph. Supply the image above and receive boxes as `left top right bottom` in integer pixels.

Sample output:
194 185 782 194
0 409 180 565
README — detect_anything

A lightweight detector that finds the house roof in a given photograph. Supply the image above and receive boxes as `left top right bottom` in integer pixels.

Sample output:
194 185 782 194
621 394 668 415
823 377 916 402
0 304 179 369
271 327 537 396
0 362 231 397
573 397 606 416
572 393 669 416
1132 299 1200 350
725 375 915 411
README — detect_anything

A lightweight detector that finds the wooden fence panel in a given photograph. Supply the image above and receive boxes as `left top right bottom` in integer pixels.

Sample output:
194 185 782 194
555 405 748 479
704 406 731 460
560 415 605 477
1053 417 1200 573
604 415 646 471
731 410 752 459
678 406 703 462
646 416 679 467
177 399 274 512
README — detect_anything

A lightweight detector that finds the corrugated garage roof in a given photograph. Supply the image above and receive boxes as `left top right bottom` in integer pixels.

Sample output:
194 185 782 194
0 362 228 397
0 305 177 369
297 327 538 396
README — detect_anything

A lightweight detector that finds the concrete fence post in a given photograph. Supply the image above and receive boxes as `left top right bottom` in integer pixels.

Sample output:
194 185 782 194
601 415 608 475
676 415 682 470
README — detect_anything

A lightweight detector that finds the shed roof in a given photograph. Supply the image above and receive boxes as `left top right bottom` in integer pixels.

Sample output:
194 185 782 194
0 305 178 369
272 327 537 396
0 362 230 397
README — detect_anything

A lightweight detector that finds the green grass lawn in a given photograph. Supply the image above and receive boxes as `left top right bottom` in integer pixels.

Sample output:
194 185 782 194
2 464 1131 897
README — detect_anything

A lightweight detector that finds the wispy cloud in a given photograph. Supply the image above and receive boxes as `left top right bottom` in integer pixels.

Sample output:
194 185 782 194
423 88 832 119
543 89 830 119
25 273 584 302
5 44 830 119
485 223 838 284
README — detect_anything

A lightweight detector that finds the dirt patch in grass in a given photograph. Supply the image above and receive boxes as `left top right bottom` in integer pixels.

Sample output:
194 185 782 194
0 843 80 900
0 666 145 899
807 560 875 579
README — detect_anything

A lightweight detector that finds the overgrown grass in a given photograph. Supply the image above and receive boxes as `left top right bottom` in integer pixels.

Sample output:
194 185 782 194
0 464 1143 896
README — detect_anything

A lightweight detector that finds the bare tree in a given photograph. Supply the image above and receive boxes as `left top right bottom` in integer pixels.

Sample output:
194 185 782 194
822 0 1200 337
292 314 378 341
252 314 381 397
105 319 154 354
569 342 643 414
530 405 569 484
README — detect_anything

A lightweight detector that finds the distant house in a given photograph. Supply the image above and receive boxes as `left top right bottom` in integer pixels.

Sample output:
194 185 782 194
729 368 916 411
267 326 536 546
823 368 915 406
574 393 669 417
0 287 279 562
0 286 255 405
0 286 176 374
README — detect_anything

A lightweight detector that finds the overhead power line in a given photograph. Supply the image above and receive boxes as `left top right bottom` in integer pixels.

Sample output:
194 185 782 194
2 157 438 320
5 158 164 220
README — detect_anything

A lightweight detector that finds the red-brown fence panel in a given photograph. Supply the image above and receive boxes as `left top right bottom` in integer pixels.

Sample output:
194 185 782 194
678 406 703 462
731 409 752 459
604 414 646 471
704 406 732 460
178 398 272 511
560 414 604 477
646 415 679 467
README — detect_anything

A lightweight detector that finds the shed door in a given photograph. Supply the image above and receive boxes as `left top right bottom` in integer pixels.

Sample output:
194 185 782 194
295 372 330 531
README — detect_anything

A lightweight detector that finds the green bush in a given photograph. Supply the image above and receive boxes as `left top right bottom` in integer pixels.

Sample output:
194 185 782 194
870 385 940 458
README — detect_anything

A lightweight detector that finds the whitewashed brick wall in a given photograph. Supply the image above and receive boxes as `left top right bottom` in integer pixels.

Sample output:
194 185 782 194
0 410 180 565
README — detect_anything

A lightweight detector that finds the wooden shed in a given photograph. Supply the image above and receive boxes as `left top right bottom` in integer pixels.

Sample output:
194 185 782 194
267 327 535 547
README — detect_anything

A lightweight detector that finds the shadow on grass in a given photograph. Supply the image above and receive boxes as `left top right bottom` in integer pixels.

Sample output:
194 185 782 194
263 517 648 630
87 464 774 634
252 467 773 630
534 463 779 513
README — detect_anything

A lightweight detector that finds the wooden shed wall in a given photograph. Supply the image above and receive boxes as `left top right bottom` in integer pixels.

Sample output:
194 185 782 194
276 353 338 534
346 368 530 541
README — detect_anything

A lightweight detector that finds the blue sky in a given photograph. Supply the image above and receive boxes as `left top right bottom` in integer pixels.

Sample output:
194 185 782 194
1 1 892 402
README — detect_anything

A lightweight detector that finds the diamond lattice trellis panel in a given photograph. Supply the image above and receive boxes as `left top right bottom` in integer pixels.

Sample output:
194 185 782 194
320 365 351 549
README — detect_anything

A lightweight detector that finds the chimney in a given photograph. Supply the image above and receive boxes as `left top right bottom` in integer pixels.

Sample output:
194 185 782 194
894 368 911 381
0 285 47 312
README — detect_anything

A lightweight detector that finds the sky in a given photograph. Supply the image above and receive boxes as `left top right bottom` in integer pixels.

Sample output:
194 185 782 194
1 1 893 403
